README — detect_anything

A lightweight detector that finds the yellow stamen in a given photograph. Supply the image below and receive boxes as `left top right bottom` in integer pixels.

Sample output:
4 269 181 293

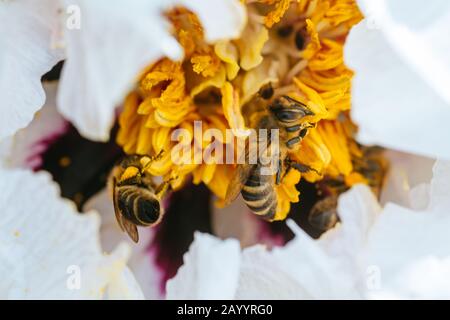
264 0 292 28
116 1 377 223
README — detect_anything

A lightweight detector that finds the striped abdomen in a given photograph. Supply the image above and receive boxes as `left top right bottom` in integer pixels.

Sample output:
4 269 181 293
241 165 277 220
116 185 161 226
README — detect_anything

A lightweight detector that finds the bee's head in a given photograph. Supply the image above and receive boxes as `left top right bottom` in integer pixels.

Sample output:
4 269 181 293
269 95 314 127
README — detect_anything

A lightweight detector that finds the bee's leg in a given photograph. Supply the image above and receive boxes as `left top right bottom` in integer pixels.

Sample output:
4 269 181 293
285 124 301 133
155 182 170 200
151 149 165 161
285 122 314 133
286 136 301 149
285 125 302 150
276 158 282 185
285 124 314 149
278 157 293 183
282 157 320 181
290 160 320 175
154 176 177 199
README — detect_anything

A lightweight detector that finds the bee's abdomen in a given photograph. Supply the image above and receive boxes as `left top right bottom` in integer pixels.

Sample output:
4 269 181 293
241 167 277 220
118 186 161 226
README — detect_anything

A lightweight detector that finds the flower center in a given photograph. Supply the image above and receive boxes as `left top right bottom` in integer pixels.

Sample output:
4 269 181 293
116 0 385 222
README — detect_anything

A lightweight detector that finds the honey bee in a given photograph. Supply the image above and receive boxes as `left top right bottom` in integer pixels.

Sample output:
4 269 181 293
225 88 317 220
308 146 387 231
308 194 339 231
110 152 172 243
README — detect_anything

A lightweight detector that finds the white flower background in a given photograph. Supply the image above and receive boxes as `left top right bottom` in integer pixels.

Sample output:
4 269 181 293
0 0 449 299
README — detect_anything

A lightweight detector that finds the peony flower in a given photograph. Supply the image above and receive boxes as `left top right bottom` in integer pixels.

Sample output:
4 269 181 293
1 0 450 301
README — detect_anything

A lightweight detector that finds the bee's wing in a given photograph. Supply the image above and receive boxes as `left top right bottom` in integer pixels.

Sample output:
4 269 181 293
224 163 254 206
112 178 125 232
121 219 139 243
112 178 140 243
224 134 259 205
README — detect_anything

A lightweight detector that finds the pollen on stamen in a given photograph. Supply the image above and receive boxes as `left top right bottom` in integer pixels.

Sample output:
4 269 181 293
115 0 383 224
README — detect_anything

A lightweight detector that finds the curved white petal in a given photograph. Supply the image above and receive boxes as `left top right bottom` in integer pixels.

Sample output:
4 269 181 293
366 160 450 298
359 0 450 104
166 233 241 300
179 0 246 42
319 185 381 266
345 21 450 160
58 0 246 141
0 168 143 299
237 224 360 299
380 151 435 208
368 256 450 299
346 1 450 160
428 160 450 211
236 245 311 299
106 266 145 300
0 0 63 141
0 82 67 169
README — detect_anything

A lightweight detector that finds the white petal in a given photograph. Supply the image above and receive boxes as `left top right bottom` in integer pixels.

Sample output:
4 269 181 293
365 160 450 298
359 0 450 104
277 187 379 299
106 265 145 300
320 185 381 264
345 14 450 159
58 0 246 141
179 0 246 42
0 168 143 299
237 245 311 299
0 81 67 169
0 0 63 141
368 256 450 299
429 160 450 211
408 183 431 211
380 150 435 208
320 161 450 299
166 232 241 300
236 218 362 299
